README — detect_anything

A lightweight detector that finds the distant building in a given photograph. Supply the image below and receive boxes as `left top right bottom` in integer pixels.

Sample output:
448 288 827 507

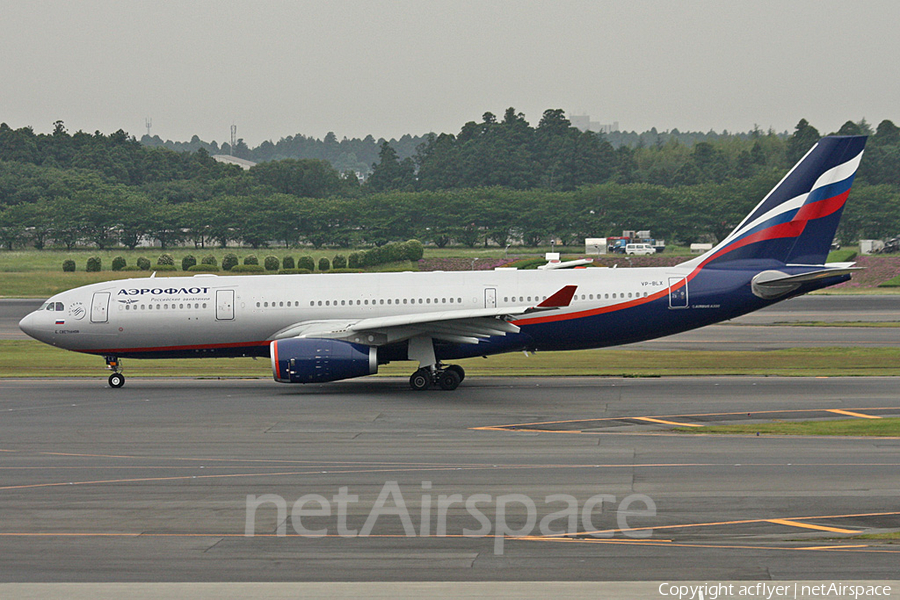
568 114 619 134
212 155 257 170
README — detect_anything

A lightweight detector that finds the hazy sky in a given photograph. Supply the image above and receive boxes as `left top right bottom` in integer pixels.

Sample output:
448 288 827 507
2 1 897 145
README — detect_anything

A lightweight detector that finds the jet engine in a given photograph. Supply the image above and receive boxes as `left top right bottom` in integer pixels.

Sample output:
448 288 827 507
270 339 378 383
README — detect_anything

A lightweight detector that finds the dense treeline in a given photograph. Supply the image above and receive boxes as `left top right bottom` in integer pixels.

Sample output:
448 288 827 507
1 112 899 253
141 131 427 175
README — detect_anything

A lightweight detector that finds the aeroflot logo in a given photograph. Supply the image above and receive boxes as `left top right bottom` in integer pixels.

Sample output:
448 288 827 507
118 287 210 296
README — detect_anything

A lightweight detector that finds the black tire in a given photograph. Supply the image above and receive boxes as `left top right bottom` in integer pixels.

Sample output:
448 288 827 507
108 373 125 388
446 364 465 382
438 369 461 391
409 369 431 391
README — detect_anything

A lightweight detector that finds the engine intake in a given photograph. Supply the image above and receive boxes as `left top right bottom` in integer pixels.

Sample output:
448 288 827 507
271 339 377 383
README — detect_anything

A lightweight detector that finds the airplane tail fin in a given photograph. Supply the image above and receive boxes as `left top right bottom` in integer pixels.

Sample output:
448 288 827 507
686 135 867 269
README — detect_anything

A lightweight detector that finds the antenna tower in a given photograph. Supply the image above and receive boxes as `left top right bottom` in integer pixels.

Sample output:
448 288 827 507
230 124 237 155
145 117 152 137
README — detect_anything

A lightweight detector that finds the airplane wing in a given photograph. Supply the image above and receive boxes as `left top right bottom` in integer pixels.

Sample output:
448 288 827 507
271 285 577 346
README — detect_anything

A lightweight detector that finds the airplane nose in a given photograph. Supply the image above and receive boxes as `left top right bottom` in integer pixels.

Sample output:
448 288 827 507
18 312 36 338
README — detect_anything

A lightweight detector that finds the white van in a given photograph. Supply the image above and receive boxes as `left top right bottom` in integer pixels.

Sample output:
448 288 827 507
625 243 656 255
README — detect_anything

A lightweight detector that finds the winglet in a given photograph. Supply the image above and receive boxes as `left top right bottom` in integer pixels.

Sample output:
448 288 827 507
537 285 577 308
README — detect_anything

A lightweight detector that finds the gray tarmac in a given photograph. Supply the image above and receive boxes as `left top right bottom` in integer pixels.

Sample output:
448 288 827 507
1 376 898 587
1 294 899 595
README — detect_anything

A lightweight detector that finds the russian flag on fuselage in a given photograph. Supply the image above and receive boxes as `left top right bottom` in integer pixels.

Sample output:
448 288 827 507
700 135 866 268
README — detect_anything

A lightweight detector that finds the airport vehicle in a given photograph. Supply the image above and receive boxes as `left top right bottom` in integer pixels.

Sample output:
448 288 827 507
625 243 656 255
19 136 866 390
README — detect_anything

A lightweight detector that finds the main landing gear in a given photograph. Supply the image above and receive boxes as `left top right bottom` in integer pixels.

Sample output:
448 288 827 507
409 364 465 391
105 355 125 388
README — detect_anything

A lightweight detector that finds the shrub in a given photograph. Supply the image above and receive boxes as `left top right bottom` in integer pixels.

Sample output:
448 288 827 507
157 253 175 266
243 254 259 266
120 265 144 271
181 255 197 271
229 264 265 273
136 257 151 271
282 256 295 270
62 259 76 272
332 254 347 269
264 255 280 271
86 257 102 272
278 268 311 274
298 256 315 271
111 256 127 271
402 239 424 261
152 264 178 271
222 253 238 271
318 257 331 272
348 252 361 269
330 268 365 273
188 264 221 272
201 255 217 266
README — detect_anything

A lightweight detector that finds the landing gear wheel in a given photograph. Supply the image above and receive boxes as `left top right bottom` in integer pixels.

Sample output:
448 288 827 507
446 365 465 382
409 368 431 391
108 373 125 388
438 369 461 391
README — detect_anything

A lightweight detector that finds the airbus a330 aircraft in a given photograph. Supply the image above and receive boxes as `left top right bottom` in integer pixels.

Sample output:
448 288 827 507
19 135 866 391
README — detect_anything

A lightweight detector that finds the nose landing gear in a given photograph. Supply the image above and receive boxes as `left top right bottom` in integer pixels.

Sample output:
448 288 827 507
105 355 125 388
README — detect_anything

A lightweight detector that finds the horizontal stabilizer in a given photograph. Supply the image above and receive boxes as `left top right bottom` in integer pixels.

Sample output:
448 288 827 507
751 267 861 299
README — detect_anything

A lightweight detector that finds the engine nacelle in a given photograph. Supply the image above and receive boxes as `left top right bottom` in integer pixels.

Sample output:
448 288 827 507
270 339 378 384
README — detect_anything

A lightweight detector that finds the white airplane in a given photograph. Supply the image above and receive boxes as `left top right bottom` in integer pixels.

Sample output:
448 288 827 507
19 136 867 390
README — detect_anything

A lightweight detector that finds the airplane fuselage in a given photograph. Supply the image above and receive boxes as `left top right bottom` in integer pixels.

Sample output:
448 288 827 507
18 263 845 364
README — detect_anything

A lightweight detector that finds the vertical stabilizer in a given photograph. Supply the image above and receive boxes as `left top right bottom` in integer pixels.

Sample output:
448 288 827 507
686 135 866 269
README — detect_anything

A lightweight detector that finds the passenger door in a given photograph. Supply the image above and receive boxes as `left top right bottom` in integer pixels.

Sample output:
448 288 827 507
484 288 497 308
216 289 235 320
668 277 688 309
90 292 110 323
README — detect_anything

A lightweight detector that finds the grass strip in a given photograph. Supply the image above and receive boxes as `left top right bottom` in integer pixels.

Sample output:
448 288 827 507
4 341 900 378
675 418 900 437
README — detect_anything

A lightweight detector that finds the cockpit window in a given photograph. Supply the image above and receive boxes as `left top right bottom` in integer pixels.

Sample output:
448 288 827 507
43 303 54 311
55 302 64 311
